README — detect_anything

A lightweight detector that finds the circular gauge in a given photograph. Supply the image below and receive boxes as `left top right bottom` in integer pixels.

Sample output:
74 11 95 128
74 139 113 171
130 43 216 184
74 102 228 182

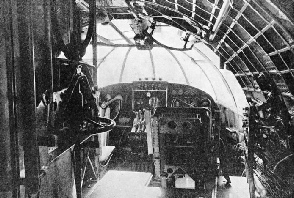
191 98 199 107
201 98 210 107
171 89 177 95
178 89 184 95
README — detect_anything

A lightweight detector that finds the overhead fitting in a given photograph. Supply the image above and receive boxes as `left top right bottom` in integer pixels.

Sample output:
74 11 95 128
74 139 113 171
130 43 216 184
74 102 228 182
93 0 199 50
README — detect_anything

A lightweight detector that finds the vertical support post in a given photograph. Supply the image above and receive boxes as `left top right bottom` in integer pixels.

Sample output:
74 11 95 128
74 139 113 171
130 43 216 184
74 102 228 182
247 106 256 198
44 0 54 132
92 0 98 85
0 0 19 197
6 0 21 197
0 40 13 197
145 110 153 155
17 0 40 196
152 117 161 180
91 0 100 180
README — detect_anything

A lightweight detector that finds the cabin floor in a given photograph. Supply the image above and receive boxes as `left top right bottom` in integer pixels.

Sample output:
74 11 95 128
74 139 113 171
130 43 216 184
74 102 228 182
83 173 250 198
82 131 250 198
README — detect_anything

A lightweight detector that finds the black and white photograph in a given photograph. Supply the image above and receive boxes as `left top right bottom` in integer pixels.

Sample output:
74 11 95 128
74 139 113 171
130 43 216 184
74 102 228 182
1 0 294 197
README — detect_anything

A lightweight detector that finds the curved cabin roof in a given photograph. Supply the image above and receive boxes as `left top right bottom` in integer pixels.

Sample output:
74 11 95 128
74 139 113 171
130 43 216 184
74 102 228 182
77 0 294 114
81 21 248 114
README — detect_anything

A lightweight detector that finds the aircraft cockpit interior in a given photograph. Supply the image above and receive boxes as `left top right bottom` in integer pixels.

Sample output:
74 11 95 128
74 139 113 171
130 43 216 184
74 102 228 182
40 53 247 198
2 0 294 198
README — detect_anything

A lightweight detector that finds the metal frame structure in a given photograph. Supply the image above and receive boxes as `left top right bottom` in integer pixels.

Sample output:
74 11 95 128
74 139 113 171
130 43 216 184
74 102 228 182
1 0 294 197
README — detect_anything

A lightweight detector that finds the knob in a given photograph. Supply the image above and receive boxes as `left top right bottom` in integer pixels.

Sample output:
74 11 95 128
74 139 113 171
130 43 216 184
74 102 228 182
167 120 177 129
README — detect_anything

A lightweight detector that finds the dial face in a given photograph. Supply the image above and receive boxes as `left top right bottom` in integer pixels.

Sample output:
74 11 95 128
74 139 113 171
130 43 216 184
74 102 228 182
178 89 184 95
191 98 199 107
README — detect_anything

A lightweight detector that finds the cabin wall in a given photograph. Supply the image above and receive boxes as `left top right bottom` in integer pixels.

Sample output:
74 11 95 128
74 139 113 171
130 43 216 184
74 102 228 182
0 0 77 197
30 0 77 197
0 1 14 197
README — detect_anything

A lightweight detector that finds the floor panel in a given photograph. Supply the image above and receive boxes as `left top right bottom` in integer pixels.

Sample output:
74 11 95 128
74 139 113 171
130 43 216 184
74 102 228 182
216 176 250 198
85 170 153 198
85 171 250 198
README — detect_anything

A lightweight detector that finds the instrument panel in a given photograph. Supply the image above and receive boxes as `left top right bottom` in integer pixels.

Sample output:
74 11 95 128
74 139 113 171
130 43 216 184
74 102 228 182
132 80 168 91
132 81 168 111
168 85 211 108
98 80 215 125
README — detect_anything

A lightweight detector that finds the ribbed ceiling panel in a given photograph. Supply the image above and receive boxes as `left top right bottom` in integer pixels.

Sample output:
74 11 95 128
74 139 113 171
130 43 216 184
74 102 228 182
79 0 294 103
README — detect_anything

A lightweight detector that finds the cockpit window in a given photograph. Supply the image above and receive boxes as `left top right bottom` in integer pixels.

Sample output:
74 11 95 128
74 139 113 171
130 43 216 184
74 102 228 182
78 20 248 114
